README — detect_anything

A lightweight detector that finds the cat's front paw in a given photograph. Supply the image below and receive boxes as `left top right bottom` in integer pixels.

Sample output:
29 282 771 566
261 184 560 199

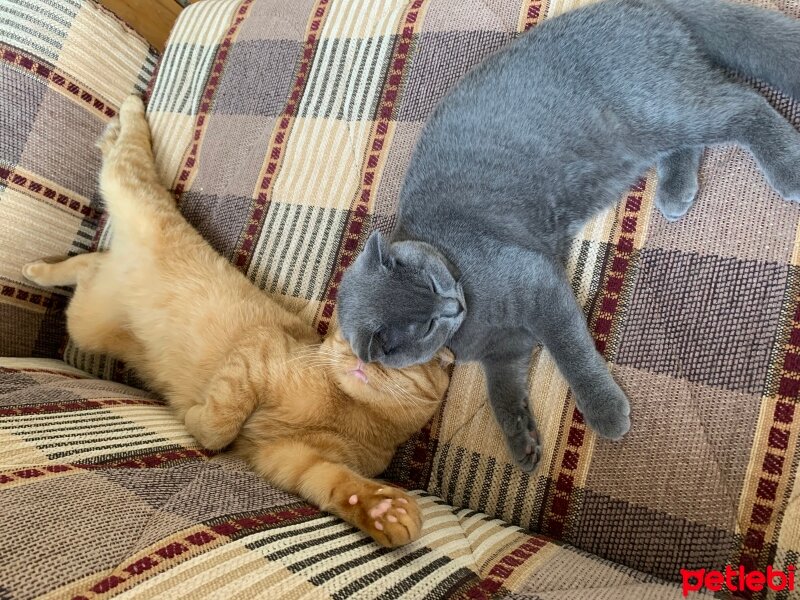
342 484 422 548
576 381 631 441
497 398 541 472
507 412 541 473
184 405 239 450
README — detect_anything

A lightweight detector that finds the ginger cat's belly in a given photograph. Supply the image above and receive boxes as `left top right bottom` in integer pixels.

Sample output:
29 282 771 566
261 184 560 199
113 249 290 406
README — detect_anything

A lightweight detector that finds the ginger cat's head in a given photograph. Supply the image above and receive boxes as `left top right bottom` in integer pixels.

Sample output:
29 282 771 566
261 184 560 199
322 330 452 419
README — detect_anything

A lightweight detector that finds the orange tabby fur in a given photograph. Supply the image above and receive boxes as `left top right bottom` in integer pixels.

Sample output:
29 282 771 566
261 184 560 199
22 96 451 547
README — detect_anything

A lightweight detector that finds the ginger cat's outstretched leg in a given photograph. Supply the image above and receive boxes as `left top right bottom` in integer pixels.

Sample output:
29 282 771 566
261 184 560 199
246 440 423 548
98 95 187 250
23 252 140 358
22 254 100 287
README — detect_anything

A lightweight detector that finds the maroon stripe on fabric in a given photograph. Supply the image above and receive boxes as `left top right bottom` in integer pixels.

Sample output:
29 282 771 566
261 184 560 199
450 535 550 599
522 0 547 31
0 43 116 118
232 0 332 271
143 49 163 104
316 0 428 336
403 419 438 489
207 504 320 539
0 464 76 486
0 166 102 221
0 281 69 310
541 179 647 540
172 0 256 197
0 397 161 417
737 289 800 581
76 447 215 469
0 449 214 488
70 504 319 599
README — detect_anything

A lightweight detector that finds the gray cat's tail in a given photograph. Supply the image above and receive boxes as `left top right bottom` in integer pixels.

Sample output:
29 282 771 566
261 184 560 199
657 0 800 99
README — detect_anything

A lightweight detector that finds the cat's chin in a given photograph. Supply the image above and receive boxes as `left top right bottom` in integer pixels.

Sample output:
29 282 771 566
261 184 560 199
334 371 377 403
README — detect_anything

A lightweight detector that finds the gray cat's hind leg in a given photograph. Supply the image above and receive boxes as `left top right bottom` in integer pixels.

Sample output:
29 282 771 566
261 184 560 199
700 87 800 201
655 147 703 221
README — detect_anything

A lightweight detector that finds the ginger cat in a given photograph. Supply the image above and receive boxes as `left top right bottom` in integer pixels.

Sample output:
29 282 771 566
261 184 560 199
23 96 451 548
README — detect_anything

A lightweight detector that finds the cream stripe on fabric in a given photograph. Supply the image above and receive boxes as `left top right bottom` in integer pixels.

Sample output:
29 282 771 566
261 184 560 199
277 0 401 201
114 518 342 599
0 357 91 376
247 1 407 304
148 0 242 184
0 0 82 62
56 1 155 103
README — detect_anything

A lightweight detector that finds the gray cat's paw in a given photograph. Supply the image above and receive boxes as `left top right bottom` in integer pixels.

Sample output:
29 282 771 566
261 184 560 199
655 179 698 222
762 145 800 201
500 402 541 472
577 382 631 441
769 163 800 201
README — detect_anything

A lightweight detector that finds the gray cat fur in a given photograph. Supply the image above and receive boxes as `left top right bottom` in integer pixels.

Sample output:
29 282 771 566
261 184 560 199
337 0 800 471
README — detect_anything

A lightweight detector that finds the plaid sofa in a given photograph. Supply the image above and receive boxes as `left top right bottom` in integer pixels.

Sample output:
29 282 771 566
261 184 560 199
1 0 798 598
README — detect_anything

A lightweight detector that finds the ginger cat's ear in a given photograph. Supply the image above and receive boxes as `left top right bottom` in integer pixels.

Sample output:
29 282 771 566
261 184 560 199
436 347 455 367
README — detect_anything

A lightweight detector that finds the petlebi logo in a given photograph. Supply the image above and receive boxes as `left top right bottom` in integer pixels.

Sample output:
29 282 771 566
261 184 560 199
681 565 796 596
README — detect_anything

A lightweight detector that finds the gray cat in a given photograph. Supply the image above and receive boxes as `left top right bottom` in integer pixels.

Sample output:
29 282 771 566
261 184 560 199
337 0 800 471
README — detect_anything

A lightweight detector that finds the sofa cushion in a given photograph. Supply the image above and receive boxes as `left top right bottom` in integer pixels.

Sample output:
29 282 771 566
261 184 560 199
26 0 800 588
0 0 157 359
115 0 800 587
0 360 705 599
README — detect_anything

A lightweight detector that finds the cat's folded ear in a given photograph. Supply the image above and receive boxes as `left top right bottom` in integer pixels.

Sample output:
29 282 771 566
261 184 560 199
363 231 394 270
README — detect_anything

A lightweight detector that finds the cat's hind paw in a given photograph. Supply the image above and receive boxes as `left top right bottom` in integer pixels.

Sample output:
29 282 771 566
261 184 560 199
22 259 65 287
22 261 48 285
343 484 422 548
97 117 120 157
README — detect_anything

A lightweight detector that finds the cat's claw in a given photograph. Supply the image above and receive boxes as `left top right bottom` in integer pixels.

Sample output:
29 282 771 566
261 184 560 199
342 484 422 547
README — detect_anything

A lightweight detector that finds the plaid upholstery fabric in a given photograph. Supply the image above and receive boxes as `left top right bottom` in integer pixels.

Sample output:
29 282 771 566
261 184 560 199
0 361 702 599
6 0 800 595
111 0 797 589
0 0 157 359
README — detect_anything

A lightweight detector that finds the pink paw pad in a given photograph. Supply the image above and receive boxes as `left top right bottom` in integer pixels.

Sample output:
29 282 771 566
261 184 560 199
374 520 384 531
368 499 393 519
348 495 358 505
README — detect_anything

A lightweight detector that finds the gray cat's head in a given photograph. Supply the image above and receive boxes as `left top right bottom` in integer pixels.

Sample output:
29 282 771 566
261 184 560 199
337 231 466 368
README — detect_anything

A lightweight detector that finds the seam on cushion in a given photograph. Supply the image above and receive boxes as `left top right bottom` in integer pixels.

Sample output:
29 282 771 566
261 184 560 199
85 0 158 55
477 0 516 34
633 254 739 524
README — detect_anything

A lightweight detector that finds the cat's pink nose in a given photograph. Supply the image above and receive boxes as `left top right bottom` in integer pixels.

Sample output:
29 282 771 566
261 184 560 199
351 361 368 383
